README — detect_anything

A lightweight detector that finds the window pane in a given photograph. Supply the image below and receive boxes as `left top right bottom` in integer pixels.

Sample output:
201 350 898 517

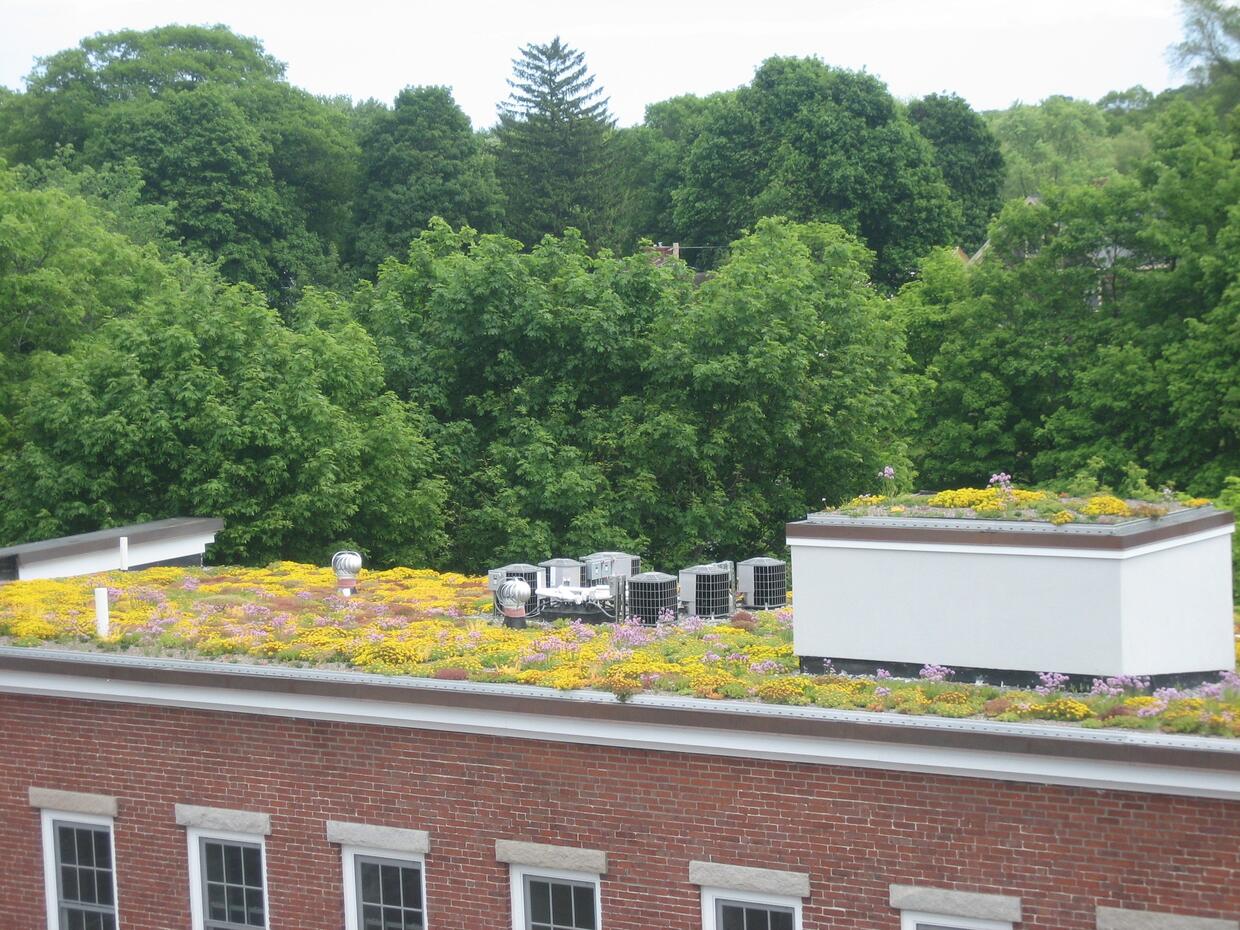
746 907 771 930
96 868 114 906
59 826 77 864
362 903 384 930
208 882 227 920
361 862 381 904
551 882 573 926
101 916 117 930
383 905 403 930
224 843 243 884
529 880 551 924
76 830 95 868
401 865 422 910
61 865 80 901
246 887 265 924
227 884 246 923
381 864 402 905
721 904 745 930
93 830 112 869
64 910 84 930
206 843 225 883
573 885 595 930
403 911 423 930
243 845 262 889
770 910 793 930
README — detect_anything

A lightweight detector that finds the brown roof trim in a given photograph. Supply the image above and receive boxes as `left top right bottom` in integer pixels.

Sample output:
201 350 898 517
786 509 1233 551
1 649 1236 774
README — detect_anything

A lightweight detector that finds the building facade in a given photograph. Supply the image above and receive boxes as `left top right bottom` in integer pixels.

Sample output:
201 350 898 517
1 650 1238 930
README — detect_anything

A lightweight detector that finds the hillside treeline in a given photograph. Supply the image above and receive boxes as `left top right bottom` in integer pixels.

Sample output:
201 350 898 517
1 4 1238 572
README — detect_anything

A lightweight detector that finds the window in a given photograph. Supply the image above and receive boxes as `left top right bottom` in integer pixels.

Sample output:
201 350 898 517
508 866 600 930
716 899 795 930
700 888 802 930
899 915 1012 930
524 874 597 930
186 829 268 930
343 850 425 930
40 812 120 930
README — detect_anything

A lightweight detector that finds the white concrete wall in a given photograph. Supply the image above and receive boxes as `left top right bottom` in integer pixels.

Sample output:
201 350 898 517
18 532 215 580
1119 533 1235 675
789 527 1234 676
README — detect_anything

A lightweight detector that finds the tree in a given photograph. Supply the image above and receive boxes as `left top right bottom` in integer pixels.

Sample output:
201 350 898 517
0 259 447 566
495 37 613 247
0 26 357 303
672 57 959 286
907 93 1005 252
350 86 502 272
986 96 1119 199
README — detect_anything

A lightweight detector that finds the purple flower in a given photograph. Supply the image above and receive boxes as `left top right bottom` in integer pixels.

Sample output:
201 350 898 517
1090 675 1151 697
1035 671 1070 695
878 466 895 480
988 472 1013 492
749 659 783 673
875 668 891 680
875 686 891 697
919 663 954 682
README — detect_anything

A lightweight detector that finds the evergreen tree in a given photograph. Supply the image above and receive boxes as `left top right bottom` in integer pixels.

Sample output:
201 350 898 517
495 37 613 247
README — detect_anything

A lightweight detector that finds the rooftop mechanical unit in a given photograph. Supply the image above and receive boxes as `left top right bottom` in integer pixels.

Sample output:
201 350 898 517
679 561 734 619
581 551 641 582
737 557 787 609
488 562 542 615
626 571 678 625
539 557 584 588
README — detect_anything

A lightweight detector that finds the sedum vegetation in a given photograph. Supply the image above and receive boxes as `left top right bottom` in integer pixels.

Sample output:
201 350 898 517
0 563 1237 736
0 5 1237 580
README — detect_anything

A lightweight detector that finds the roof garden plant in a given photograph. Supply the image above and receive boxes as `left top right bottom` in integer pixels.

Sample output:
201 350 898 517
825 463 1216 524
1 562 1237 738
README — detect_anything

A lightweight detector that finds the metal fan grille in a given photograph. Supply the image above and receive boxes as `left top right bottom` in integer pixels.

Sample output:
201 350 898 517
693 571 732 618
751 563 787 608
628 577 677 625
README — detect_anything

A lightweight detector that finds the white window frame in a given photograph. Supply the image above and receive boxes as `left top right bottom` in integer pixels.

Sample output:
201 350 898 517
40 808 122 930
900 912 1013 930
508 863 602 930
341 844 428 930
186 826 270 930
700 885 803 930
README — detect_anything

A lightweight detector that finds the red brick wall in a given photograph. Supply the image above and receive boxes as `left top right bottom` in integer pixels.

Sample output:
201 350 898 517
1 693 1237 930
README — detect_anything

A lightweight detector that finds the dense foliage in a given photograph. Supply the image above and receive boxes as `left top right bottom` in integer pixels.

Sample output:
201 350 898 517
0 7 1238 581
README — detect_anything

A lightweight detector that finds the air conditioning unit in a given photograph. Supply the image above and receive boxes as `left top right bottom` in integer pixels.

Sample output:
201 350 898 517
539 557 584 588
581 551 641 581
626 572 678 625
679 562 734 619
489 563 542 614
737 557 787 609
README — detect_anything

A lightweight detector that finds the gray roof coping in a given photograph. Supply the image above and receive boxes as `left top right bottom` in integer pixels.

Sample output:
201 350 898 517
0 517 224 560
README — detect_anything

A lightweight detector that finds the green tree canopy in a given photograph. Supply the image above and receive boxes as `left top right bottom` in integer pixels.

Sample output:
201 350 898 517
350 86 501 271
672 57 960 286
907 92 1006 252
495 36 614 247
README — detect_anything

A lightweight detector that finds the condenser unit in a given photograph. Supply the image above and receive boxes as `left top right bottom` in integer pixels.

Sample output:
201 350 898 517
679 562 734 619
490 562 542 614
539 557 584 588
737 557 787 609
581 551 641 581
626 572 678 625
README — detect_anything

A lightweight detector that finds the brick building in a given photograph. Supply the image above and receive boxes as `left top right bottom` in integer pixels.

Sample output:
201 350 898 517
1 649 1237 930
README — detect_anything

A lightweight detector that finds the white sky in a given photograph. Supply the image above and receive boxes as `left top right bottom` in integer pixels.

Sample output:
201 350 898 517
0 0 1187 127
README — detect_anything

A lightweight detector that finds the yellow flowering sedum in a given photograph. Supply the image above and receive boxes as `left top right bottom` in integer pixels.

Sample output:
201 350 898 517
0 563 1237 736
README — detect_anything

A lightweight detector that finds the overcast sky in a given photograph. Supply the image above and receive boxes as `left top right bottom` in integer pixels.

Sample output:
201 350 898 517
0 0 1188 127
